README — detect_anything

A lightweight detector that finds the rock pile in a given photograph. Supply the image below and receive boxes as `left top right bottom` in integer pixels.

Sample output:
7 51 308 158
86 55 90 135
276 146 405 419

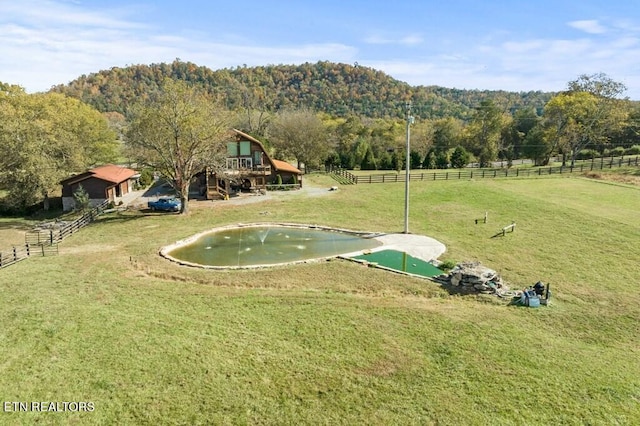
434 261 508 294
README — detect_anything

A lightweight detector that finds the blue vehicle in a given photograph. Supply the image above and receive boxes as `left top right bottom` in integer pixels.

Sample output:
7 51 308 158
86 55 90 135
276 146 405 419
148 197 181 212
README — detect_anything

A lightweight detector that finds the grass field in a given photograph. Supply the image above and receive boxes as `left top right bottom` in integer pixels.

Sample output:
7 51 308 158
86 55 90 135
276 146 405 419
1 173 639 425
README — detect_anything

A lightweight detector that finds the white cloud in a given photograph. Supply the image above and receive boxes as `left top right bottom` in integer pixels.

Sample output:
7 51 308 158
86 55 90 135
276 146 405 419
364 33 423 46
568 20 607 34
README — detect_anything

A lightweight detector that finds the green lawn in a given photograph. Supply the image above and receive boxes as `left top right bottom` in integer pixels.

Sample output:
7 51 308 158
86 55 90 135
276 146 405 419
1 173 639 425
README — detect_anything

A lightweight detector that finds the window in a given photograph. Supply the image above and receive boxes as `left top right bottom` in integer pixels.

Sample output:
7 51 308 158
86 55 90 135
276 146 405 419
226 158 238 169
226 158 252 170
239 158 252 169
239 141 251 156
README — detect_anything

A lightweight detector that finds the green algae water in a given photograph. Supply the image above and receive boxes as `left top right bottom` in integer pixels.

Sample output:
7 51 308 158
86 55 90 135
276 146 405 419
167 225 381 268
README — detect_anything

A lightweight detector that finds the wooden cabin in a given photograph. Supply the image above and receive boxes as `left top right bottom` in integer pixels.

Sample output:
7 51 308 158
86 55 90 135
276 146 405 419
60 164 138 211
201 129 302 200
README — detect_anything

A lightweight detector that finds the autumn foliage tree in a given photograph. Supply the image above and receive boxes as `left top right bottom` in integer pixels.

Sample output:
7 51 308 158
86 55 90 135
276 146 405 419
0 83 119 211
267 108 330 172
125 80 229 214
544 73 629 166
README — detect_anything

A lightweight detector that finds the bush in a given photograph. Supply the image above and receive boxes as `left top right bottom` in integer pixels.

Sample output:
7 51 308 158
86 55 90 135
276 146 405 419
73 184 90 212
437 259 457 272
608 146 626 157
576 149 599 160
138 168 154 188
625 145 640 155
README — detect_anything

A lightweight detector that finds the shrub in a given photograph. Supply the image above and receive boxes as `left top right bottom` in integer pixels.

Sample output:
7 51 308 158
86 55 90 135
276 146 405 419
625 145 640 155
73 184 90 212
576 149 599 160
609 146 625 157
437 259 457 272
138 168 154 188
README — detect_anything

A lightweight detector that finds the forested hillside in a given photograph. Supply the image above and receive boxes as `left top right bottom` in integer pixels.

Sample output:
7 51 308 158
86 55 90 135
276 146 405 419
51 60 553 120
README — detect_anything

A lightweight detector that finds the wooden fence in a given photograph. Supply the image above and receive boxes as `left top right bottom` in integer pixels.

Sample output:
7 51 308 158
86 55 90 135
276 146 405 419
330 169 357 185
333 156 639 184
0 200 107 269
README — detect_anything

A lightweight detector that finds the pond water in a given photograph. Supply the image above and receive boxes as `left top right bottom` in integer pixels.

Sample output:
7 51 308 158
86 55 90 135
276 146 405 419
165 225 381 268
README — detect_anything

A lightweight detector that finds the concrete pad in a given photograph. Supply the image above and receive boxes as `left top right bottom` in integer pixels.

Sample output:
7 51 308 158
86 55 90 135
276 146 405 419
370 233 446 262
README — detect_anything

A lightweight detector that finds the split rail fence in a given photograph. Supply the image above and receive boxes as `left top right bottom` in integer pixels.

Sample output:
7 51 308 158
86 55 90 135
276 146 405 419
332 156 639 185
0 200 108 269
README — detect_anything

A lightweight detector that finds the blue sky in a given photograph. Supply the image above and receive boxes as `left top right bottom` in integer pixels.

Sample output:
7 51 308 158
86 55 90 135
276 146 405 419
1 0 640 99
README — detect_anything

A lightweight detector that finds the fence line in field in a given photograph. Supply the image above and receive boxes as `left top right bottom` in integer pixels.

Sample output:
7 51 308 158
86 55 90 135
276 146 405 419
331 156 639 184
0 200 108 269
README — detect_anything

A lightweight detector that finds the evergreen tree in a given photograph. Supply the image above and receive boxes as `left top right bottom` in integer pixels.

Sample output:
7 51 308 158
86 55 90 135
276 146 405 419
423 149 436 169
360 146 377 170
450 146 470 168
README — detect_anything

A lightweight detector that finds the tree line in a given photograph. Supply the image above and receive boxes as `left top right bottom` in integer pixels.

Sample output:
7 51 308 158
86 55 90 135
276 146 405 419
52 60 552 121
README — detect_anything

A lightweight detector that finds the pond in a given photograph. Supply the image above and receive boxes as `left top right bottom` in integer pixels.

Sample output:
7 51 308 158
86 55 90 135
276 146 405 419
163 224 382 268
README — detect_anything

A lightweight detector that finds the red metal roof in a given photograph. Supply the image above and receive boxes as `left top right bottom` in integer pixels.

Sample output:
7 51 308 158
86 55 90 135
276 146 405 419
61 164 137 185
272 160 302 174
90 164 137 184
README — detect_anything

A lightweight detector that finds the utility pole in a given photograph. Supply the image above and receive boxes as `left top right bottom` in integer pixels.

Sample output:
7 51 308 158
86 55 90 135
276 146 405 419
404 101 414 234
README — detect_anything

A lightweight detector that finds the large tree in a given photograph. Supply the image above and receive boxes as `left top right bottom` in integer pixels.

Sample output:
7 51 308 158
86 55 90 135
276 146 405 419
0 85 119 211
544 73 629 166
126 80 229 214
463 100 504 167
267 108 330 171
432 117 462 153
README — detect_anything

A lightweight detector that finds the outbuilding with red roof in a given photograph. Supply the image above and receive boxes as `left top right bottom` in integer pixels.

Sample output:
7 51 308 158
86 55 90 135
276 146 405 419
60 164 139 211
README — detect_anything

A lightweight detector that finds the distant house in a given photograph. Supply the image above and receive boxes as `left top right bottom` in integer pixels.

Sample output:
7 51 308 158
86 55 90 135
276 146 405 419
60 164 138 211
200 129 302 199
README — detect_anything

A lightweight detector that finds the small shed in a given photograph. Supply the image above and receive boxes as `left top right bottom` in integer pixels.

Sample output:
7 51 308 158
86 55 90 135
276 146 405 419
60 164 138 211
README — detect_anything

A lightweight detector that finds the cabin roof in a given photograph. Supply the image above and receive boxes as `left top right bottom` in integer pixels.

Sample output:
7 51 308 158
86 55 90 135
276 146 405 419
61 164 137 186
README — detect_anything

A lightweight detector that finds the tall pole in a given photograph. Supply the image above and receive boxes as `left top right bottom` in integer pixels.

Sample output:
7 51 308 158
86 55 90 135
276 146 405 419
404 101 413 234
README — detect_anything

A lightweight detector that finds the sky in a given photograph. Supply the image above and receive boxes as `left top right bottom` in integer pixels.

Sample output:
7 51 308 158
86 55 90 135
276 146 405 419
1 0 640 99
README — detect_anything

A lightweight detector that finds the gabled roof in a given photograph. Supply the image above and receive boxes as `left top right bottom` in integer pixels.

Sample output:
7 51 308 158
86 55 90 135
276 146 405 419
231 129 302 174
61 164 137 186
